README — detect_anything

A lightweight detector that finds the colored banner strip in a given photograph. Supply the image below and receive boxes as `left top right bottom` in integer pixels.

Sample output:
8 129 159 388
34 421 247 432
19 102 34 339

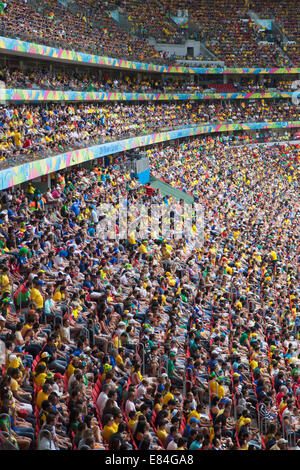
0 120 299 190
0 88 296 102
0 36 299 75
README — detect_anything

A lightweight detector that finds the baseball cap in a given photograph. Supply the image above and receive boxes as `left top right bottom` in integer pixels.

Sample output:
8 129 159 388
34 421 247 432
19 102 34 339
54 373 64 380
277 438 288 445
41 352 50 358
59 250 68 258
189 417 199 424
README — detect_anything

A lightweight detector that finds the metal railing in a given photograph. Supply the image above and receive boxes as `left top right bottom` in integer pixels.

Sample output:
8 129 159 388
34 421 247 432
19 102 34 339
139 343 146 376
107 340 114 355
2 111 297 172
183 377 192 397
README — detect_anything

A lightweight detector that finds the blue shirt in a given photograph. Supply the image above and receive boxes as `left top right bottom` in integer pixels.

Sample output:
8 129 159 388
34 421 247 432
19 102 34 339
71 202 80 217
87 227 95 237
72 349 83 357
189 440 201 450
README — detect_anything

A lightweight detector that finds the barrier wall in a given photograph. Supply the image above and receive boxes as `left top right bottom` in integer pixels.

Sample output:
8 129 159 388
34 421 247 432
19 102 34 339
1 120 299 191
0 88 296 102
0 36 299 75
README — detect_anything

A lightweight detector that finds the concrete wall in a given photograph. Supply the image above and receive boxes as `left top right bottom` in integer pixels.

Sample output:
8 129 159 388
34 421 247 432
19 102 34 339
148 39 201 57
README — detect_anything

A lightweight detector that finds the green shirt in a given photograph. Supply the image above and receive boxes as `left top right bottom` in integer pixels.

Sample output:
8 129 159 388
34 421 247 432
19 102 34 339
61 205 68 217
167 359 175 378
239 333 248 345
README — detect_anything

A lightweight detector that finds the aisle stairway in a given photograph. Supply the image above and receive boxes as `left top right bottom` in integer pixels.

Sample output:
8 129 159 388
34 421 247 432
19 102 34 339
150 175 194 204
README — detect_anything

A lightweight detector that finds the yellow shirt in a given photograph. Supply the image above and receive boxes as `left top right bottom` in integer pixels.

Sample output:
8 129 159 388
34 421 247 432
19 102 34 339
10 378 19 393
279 401 287 412
270 251 277 261
9 356 22 369
210 379 217 395
102 422 118 442
187 410 200 424
67 363 76 378
53 289 65 302
116 354 124 367
113 336 123 349
128 231 136 245
154 403 162 414
162 392 174 405
14 132 22 146
216 384 225 400
34 373 47 388
139 244 147 254
157 428 168 445
128 419 137 432
30 287 44 309
21 324 32 339
0 274 10 293
238 416 251 430
250 359 258 370
36 390 49 410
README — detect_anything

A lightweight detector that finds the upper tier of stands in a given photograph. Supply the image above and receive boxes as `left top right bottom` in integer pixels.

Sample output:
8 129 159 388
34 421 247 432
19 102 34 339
0 0 298 67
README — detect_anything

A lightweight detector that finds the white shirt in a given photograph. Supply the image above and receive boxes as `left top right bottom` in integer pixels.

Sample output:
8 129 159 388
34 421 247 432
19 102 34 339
52 382 63 397
135 384 147 400
96 391 108 413
60 326 71 343
91 209 99 224
125 399 136 416
38 436 57 450
54 255 64 267
68 374 77 393
167 440 178 450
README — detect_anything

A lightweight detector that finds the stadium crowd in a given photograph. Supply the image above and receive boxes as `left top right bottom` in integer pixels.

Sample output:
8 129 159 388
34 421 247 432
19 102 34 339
0 133 298 451
0 99 298 168
0 66 298 94
159 0 297 66
106 0 184 44
0 0 298 455
0 0 298 67
0 0 165 64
